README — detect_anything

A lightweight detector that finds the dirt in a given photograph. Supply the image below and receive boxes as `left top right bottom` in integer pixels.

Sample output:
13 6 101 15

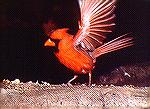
0 79 149 109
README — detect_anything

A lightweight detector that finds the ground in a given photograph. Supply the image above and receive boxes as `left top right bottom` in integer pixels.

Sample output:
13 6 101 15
0 79 149 109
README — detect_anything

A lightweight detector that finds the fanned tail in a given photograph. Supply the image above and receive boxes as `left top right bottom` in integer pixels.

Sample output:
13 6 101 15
91 33 134 58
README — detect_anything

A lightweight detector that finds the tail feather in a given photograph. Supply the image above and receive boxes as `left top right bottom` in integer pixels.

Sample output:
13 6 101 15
91 33 134 58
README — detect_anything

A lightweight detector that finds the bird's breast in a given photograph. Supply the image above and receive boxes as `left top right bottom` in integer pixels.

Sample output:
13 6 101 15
55 38 93 74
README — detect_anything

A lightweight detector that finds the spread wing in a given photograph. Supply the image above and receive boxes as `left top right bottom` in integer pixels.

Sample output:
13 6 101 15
73 0 116 51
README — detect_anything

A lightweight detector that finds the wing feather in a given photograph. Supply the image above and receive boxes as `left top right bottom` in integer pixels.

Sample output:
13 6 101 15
91 33 134 58
87 34 103 44
90 14 115 26
90 0 115 20
74 0 116 51
90 23 115 28
90 28 112 33
89 31 106 38
83 38 95 50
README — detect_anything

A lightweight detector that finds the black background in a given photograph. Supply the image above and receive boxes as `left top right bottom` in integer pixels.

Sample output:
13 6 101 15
0 0 150 84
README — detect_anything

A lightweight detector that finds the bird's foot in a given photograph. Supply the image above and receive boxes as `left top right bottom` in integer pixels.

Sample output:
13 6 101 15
66 73 91 86
67 75 78 86
88 72 92 86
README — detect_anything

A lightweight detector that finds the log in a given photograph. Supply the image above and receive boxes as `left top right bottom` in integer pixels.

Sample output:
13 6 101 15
0 79 149 109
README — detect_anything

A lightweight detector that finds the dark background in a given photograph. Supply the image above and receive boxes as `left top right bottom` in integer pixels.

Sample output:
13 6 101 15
0 0 150 84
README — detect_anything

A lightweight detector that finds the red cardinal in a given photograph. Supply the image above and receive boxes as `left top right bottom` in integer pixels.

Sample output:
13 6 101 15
44 0 134 85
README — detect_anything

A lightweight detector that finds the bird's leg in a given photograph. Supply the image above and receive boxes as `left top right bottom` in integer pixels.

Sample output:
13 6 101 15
67 75 78 85
88 71 92 86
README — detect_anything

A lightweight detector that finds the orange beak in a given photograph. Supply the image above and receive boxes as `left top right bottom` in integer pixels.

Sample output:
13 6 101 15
44 39 55 46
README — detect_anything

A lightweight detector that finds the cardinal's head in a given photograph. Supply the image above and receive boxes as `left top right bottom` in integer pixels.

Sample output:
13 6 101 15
44 28 69 47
